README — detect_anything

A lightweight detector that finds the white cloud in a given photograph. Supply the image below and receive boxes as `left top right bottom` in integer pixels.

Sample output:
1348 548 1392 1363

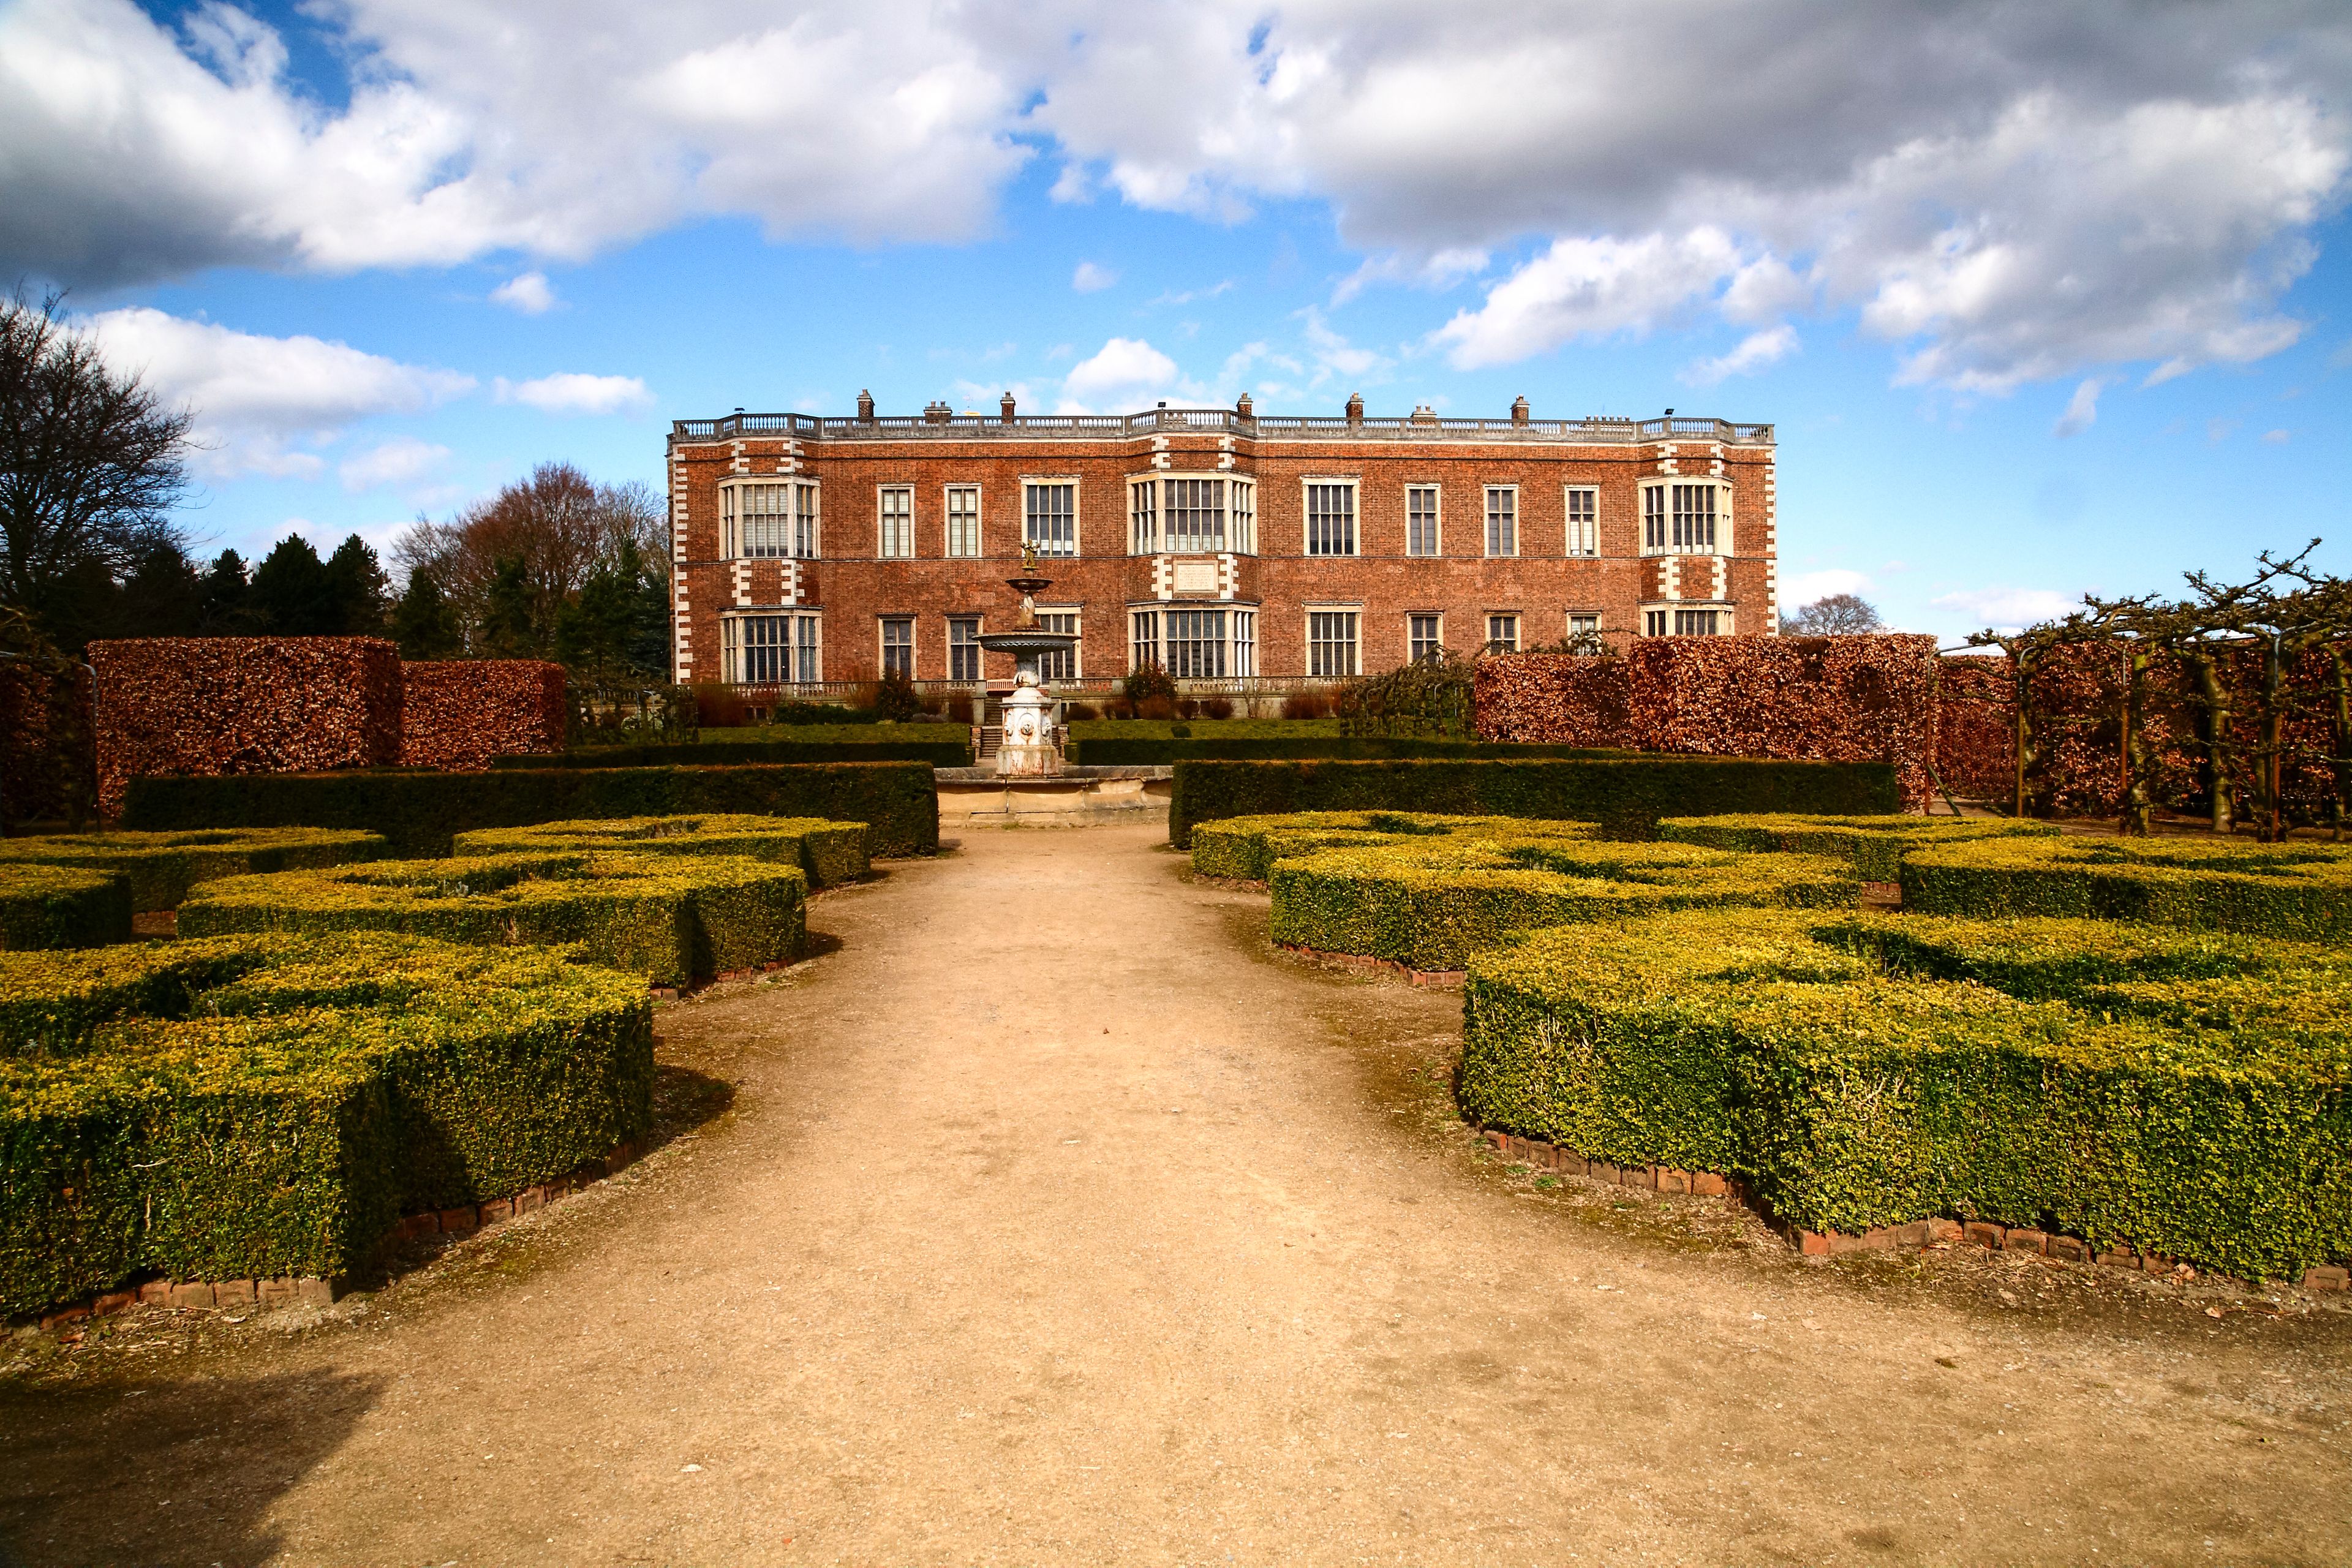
1780 568 1872 606
1930 586 2082 631
1071 260 1117 292
490 271 557 314
1298 307 1389 386
2052 378 2103 437
1149 279 1235 307
1332 246 1488 305
492 372 654 415
2262 428 2292 443
339 437 451 491
5 1 2347 397
1060 337 1186 412
1683 325 1800 386
81 306 473 479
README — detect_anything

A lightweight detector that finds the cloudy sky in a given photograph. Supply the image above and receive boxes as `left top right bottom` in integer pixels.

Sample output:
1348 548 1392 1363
4 0 2349 636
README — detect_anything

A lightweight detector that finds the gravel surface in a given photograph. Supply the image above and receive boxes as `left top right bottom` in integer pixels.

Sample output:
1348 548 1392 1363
2 823 2346 1566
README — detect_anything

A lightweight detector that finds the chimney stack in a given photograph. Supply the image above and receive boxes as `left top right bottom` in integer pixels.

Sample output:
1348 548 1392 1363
1511 395 1529 426
856 388 875 424
1345 392 1364 427
1001 391 1017 424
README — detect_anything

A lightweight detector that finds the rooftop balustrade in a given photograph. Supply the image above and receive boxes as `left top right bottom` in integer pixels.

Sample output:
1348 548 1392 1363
672 407 1773 446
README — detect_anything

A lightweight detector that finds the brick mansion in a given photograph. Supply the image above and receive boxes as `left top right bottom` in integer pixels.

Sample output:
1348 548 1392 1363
666 394 1780 689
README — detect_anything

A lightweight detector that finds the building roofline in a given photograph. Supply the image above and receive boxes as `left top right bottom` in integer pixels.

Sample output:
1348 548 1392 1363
669 405 1773 447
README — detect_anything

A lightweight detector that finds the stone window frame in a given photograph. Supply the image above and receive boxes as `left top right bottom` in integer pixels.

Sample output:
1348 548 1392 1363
1404 483 1444 558
1638 478 1732 558
876 484 915 560
720 608 820 683
1304 601 1363 677
1564 486 1600 557
943 483 983 559
878 614 916 678
1022 476 1081 558
1484 611 1521 653
1408 611 1445 662
1483 483 1520 560
1301 477 1361 559
717 477 820 561
947 615 983 682
1641 601 1736 637
1034 603 1081 680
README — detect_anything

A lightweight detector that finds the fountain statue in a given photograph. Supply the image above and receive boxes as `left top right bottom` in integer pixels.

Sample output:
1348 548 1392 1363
976 541 1079 777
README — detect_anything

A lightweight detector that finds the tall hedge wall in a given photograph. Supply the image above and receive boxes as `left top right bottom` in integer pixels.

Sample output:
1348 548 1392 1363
1472 637 1943 810
1461 909 2351 1283
401 660 568 771
1167 756 1901 847
89 638 404 818
120 761 938 858
0 933 652 1313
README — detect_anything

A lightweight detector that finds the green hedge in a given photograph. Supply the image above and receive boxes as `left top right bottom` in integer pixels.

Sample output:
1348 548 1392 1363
178 853 805 987
121 761 938 859
0 826 388 911
1657 813 2060 881
1069 718 1345 743
1901 835 2352 941
0 932 650 1314
0 864 133 949
1074 736 1625 766
1270 836 1858 971
453 814 869 888
501 734 970 769
1191 811 1599 881
1461 909 2351 1282
1169 757 1901 847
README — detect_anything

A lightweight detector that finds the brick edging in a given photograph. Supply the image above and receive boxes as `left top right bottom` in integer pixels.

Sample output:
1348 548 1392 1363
24 1139 646 1333
1278 943 1466 987
652 957 796 1001
1478 1127 2350 1295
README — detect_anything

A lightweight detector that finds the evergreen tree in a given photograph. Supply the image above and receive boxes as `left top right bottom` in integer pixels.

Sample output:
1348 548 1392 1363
478 556 538 656
250 535 332 634
198 550 252 633
110 538 203 638
322 533 392 635
555 539 669 680
391 568 464 658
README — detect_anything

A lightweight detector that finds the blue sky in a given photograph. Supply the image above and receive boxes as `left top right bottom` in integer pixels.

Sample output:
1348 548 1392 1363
4 0 2349 640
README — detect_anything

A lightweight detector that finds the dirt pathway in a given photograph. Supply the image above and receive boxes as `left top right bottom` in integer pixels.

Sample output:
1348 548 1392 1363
3 825 2347 1566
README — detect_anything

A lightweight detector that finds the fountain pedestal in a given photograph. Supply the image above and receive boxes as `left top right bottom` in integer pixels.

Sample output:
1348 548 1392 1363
977 549 1081 777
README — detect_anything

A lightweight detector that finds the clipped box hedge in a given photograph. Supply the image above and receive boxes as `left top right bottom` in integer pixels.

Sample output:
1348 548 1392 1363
1461 910 2352 1283
502 734 971 769
1167 757 1901 848
1270 835 1858 972
1901 834 2352 941
0 933 651 1314
1657 813 2060 881
1191 811 1599 882
178 852 805 988
1073 735 1625 766
121 760 938 858
0 826 389 911
453 814 869 888
0 864 133 949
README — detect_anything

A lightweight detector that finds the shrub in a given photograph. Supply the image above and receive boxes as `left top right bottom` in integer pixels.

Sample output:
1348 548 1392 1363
1200 698 1234 720
89 637 403 818
1460 909 2352 1282
1281 691 1334 720
1270 836 1857 971
1338 650 1473 739
0 864 132 949
178 853 806 987
1191 811 1600 882
0 932 651 1314
692 684 753 728
1168 757 1902 847
400 661 567 769
121 761 939 858
502 734 970 769
948 691 977 723
452 813 868 887
1657 813 2059 881
1137 695 1177 722
0 826 389 911
873 668 921 722
1901 834 2352 941
1123 663 1177 711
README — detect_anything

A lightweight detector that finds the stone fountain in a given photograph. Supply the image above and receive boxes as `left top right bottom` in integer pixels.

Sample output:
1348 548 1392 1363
976 543 1079 777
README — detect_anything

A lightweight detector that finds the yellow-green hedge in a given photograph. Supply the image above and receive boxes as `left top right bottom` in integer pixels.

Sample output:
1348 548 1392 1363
177 852 805 987
1460 910 2351 1282
1901 834 2352 940
0 864 133 949
1657 813 2059 881
1268 836 1857 971
0 933 651 1314
452 813 867 888
0 827 389 911
1190 812 1599 881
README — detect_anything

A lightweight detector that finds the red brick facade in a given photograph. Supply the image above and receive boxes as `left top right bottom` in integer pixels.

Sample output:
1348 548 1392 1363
666 401 1779 687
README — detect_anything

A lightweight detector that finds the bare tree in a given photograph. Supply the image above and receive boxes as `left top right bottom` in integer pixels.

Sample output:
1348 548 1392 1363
1779 592 1883 635
0 290 192 647
393 462 665 652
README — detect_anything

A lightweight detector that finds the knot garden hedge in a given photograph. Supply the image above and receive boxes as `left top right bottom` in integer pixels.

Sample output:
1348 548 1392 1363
1199 810 2352 1283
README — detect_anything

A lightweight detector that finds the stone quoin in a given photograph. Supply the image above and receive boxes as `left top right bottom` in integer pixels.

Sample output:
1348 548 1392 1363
665 399 1780 690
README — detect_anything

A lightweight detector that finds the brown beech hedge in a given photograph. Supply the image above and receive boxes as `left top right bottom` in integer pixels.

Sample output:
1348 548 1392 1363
400 660 568 771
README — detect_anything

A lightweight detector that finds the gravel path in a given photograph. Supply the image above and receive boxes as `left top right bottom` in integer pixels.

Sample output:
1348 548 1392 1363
2 824 2346 1566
